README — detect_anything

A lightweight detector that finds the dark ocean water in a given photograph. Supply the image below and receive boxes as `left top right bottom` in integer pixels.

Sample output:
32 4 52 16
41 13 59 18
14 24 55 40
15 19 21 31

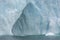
0 35 60 40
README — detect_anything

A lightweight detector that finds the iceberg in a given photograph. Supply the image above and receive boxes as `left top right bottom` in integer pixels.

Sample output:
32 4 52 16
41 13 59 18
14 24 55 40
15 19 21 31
0 0 60 36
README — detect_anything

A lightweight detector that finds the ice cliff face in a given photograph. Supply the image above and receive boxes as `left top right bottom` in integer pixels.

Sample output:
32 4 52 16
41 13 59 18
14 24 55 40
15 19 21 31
0 0 27 35
0 0 60 36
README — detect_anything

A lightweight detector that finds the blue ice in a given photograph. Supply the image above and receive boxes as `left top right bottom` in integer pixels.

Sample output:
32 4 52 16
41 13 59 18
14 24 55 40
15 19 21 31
0 0 60 36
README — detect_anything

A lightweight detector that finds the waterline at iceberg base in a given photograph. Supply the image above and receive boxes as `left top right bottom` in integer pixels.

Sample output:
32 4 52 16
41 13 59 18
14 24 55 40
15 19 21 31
0 35 60 40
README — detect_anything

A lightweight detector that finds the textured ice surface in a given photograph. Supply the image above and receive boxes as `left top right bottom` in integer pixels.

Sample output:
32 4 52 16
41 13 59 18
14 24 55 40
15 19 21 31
0 0 60 36
0 0 27 35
